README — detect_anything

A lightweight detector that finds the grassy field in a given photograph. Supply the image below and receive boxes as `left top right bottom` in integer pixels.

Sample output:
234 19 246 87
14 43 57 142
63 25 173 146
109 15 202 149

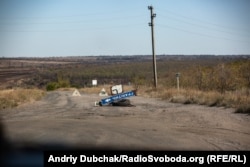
137 86 250 114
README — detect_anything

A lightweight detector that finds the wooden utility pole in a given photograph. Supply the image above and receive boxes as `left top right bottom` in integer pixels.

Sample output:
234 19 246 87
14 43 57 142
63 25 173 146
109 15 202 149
148 5 157 88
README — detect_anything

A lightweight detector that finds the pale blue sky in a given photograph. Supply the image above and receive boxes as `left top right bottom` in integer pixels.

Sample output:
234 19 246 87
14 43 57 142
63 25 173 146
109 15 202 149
0 0 249 57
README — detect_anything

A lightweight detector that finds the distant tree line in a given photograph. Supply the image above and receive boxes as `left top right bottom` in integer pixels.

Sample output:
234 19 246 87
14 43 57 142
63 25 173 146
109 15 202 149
11 55 247 93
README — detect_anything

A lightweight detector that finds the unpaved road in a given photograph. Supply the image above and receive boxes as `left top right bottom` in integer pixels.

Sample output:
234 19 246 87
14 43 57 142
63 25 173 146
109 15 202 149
1 91 250 150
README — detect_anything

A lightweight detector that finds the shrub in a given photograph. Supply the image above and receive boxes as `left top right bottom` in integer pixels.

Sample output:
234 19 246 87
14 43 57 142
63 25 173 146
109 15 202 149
46 82 59 91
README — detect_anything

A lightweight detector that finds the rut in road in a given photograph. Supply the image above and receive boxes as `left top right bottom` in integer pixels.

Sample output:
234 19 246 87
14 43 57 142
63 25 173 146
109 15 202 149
1 91 250 150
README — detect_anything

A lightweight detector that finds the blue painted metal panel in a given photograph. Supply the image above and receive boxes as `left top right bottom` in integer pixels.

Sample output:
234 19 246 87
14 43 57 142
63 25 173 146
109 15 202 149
100 90 136 105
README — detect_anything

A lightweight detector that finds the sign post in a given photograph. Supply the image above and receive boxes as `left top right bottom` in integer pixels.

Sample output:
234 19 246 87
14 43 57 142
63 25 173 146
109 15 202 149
92 79 97 87
176 73 180 91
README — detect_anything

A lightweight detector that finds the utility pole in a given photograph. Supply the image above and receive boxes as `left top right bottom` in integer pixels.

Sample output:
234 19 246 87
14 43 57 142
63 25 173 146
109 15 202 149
148 5 157 89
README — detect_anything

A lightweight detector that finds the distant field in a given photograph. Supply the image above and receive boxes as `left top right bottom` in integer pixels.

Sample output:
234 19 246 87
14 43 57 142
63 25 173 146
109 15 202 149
0 55 249 112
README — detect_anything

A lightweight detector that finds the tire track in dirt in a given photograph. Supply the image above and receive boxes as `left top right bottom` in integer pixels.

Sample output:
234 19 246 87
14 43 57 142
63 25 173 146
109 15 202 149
1 91 250 150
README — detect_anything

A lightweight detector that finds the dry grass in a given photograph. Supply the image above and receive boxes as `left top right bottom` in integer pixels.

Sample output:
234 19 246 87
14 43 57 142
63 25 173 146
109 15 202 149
138 86 250 114
2 85 248 114
50 85 250 114
0 88 45 110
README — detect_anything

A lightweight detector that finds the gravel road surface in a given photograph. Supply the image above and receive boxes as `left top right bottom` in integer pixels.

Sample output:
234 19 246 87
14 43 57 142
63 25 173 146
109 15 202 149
1 91 250 150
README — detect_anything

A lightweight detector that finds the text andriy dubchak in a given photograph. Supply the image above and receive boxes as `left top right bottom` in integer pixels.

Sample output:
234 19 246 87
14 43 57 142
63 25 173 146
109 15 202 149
47 154 205 164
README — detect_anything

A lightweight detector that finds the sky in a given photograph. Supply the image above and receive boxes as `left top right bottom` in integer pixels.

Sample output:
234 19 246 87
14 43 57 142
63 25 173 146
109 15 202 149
0 0 249 57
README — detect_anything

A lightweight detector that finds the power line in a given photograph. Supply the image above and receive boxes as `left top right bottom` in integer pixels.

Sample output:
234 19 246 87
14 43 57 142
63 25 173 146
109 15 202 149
0 13 146 32
0 15 145 25
157 23 250 44
0 23 145 33
157 8 250 32
0 8 127 20
158 14 250 38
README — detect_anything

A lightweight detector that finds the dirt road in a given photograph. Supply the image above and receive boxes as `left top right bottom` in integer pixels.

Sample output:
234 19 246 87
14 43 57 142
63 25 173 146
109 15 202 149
1 91 250 150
